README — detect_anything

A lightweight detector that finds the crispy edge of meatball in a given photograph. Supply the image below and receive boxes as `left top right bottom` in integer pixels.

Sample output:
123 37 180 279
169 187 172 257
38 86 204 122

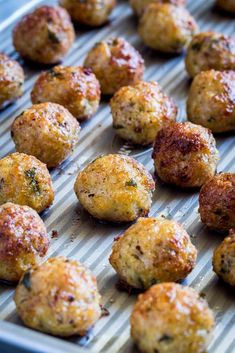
59 0 116 26
186 70 235 133
110 81 178 146
0 53 24 108
0 202 49 282
84 38 145 95
11 102 80 168
185 32 235 78
31 66 101 121
199 173 235 232
130 282 215 353
13 6 75 64
109 217 197 289
138 3 198 53
14 257 101 336
152 122 218 188
74 154 155 222
213 229 235 286
0 152 55 213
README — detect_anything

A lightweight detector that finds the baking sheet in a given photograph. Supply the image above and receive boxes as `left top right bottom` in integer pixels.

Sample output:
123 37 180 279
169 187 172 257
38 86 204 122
0 0 235 352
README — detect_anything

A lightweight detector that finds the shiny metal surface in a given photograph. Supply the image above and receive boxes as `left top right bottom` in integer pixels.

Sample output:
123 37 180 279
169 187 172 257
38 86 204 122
0 0 235 352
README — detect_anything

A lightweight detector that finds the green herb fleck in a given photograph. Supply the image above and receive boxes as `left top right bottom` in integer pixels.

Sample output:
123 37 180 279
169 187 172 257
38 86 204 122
125 179 137 187
137 276 145 288
191 41 202 51
112 39 119 46
158 334 173 343
113 124 124 130
48 68 64 79
48 30 60 44
22 271 31 290
24 167 41 196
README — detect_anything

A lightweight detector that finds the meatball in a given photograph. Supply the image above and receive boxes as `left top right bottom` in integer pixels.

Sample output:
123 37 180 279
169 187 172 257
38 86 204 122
0 202 49 282
131 283 215 353
0 53 24 109
130 0 186 17
13 6 75 64
199 173 235 232
11 103 80 168
84 38 145 95
109 217 197 289
187 70 235 133
217 0 235 13
138 4 198 53
110 81 177 146
0 153 54 213
59 0 116 26
185 32 235 78
14 257 101 336
31 66 101 121
213 229 235 286
74 154 155 222
152 122 219 188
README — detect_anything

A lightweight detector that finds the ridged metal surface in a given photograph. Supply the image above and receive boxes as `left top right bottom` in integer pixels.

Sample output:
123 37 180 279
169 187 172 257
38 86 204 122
0 0 235 352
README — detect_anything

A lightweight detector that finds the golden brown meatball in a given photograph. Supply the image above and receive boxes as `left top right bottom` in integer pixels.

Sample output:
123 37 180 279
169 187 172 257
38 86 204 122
0 153 54 213
131 283 215 353
110 81 177 146
199 173 235 232
14 257 101 336
59 0 116 26
152 122 219 188
185 32 235 78
130 0 186 17
74 154 155 222
187 70 235 133
213 229 235 286
31 66 101 121
217 0 235 13
13 6 75 64
0 202 49 282
138 4 198 53
0 53 24 109
109 217 197 289
11 103 80 168
84 38 145 95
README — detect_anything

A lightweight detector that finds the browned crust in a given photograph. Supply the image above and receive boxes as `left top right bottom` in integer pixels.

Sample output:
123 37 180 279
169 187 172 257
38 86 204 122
199 173 235 231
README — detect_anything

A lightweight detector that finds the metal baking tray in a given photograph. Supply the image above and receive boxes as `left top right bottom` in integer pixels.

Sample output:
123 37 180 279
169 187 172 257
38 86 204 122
0 0 235 352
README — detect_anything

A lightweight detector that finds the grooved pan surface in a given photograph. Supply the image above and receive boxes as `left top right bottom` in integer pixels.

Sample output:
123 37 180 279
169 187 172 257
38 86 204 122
0 0 235 352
